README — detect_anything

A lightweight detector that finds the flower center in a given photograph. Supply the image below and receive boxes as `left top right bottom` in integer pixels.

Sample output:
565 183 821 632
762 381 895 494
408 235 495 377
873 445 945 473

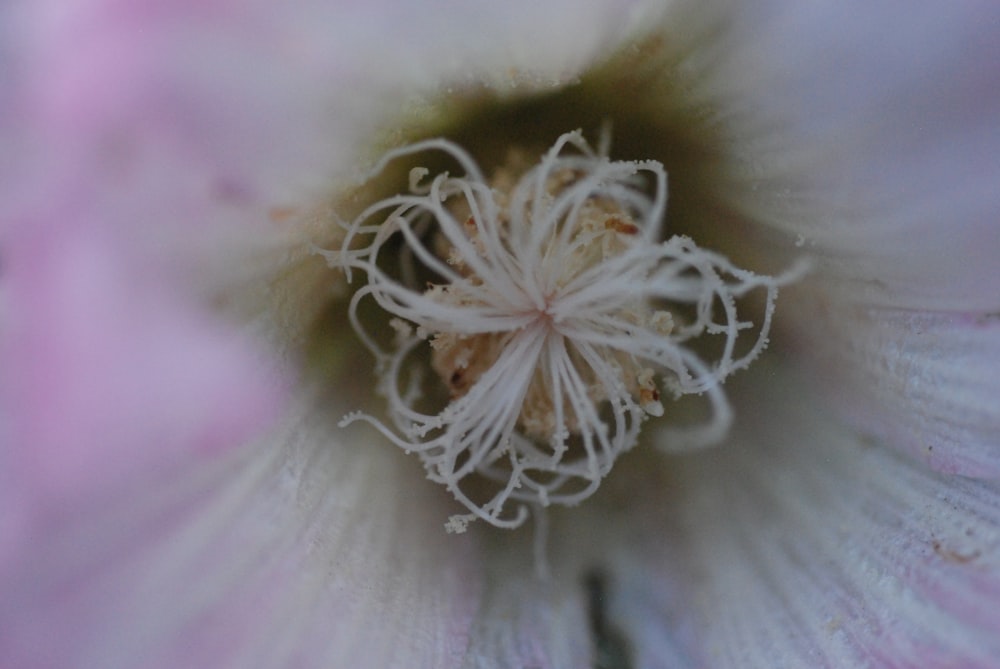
316 129 798 532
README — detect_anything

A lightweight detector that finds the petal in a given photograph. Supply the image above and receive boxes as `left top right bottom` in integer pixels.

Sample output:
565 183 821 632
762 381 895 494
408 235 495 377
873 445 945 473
0 226 286 571
4 0 665 220
0 392 479 668
462 531 594 668
702 1 1000 310
788 298 1000 479
609 366 1000 667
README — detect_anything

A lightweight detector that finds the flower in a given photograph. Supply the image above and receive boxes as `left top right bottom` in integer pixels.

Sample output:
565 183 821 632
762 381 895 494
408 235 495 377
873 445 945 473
2 1 999 668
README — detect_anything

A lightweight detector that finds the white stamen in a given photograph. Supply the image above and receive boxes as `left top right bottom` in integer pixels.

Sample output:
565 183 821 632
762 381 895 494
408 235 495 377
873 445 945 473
322 130 803 530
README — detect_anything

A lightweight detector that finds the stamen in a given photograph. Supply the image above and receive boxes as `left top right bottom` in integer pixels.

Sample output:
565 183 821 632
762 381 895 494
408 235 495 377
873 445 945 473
318 129 802 530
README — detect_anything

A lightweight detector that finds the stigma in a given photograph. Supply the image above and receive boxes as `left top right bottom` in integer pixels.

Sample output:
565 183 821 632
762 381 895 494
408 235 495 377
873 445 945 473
318 130 796 531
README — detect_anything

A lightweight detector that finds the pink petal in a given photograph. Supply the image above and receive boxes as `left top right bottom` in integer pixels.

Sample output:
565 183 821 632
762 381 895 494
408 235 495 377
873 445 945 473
706 1 1000 310
5 0 661 219
0 398 480 668
0 225 286 570
788 298 1000 479
607 367 1000 667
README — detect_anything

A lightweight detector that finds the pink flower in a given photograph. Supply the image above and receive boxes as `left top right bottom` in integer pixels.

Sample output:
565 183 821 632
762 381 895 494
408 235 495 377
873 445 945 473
2 1 998 667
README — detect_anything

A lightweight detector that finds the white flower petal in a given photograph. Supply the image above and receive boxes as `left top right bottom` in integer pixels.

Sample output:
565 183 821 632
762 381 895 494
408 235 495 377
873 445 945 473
462 536 593 668
701 1 1000 310
606 366 1000 667
790 298 1000 479
0 391 480 668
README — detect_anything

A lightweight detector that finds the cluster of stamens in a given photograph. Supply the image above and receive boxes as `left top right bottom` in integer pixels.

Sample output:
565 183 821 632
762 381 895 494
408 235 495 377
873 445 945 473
317 130 795 531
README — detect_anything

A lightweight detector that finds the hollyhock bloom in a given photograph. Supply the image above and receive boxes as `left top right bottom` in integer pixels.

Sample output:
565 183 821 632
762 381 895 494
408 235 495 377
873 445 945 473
2 1 999 668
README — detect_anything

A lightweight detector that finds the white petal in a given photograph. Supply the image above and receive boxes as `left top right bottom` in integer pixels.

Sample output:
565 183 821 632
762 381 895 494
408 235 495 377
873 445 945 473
697 1 1000 310
789 297 1000 478
0 391 480 668
606 365 1000 667
462 532 594 668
